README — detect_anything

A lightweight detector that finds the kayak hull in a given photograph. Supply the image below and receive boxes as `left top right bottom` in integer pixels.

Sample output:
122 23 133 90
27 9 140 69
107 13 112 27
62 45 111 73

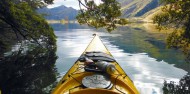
52 34 139 94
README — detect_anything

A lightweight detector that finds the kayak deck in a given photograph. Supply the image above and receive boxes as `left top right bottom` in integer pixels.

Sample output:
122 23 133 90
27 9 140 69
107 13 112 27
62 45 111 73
52 34 139 94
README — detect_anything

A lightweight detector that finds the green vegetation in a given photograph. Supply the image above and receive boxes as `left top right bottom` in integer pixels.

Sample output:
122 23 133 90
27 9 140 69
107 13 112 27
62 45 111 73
0 0 130 51
60 19 67 24
153 1 190 93
153 0 190 62
76 0 127 32
0 1 58 93
163 75 190 94
0 43 57 94
0 0 56 50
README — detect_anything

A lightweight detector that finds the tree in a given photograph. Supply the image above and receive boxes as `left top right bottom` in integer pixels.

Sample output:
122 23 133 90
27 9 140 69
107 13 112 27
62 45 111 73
76 0 127 32
0 0 127 49
153 0 190 62
0 42 58 94
0 0 56 46
163 75 190 94
14 0 53 9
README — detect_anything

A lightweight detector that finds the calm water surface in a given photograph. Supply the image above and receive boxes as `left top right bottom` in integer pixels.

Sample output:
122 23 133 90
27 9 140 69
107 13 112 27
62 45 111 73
1 23 189 94
54 24 189 94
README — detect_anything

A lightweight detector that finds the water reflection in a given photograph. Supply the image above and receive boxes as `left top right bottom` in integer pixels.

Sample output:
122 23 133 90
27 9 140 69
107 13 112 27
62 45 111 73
49 23 91 31
102 37 187 94
0 42 58 94
1 23 188 94
163 75 190 94
54 25 188 94
108 27 190 73
55 29 93 73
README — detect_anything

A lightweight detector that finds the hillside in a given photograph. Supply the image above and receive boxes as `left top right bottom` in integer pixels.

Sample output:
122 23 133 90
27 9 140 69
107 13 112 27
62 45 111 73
37 5 78 20
118 0 160 18
142 6 163 22
37 1 160 21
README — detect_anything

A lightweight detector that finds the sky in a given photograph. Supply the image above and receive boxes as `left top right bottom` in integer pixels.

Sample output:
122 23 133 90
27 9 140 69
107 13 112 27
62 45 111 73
48 0 79 9
47 0 102 9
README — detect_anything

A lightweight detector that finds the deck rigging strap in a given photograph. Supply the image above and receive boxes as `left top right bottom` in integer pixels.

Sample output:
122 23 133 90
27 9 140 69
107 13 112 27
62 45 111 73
67 63 126 94
67 51 126 93
79 51 116 62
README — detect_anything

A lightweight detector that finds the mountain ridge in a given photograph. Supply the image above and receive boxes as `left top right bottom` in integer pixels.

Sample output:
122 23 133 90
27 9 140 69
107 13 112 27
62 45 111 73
37 1 160 21
37 5 78 20
118 0 160 18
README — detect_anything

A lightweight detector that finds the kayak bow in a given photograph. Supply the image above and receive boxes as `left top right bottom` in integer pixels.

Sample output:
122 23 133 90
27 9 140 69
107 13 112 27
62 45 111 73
52 34 139 94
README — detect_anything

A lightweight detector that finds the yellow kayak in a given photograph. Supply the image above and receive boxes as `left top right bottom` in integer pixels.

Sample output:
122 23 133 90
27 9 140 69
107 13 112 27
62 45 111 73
52 34 139 94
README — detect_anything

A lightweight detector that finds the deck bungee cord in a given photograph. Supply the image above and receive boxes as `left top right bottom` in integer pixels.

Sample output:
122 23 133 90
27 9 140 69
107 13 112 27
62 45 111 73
52 34 139 94
60 52 134 94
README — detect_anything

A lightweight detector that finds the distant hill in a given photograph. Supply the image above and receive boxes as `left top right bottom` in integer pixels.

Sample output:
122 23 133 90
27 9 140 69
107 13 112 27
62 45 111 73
37 1 160 21
118 0 160 18
37 5 78 20
142 6 163 22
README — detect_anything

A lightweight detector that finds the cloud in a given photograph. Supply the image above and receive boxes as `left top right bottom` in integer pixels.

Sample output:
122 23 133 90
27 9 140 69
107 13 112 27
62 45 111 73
48 0 79 9
48 0 102 9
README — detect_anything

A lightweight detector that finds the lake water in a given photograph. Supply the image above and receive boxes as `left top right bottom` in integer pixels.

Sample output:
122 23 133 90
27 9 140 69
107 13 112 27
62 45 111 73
1 23 190 94
54 23 189 94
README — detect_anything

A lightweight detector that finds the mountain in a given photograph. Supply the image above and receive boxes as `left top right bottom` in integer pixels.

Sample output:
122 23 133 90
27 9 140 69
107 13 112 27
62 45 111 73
37 1 160 20
118 0 160 18
37 5 78 20
142 6 163 22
